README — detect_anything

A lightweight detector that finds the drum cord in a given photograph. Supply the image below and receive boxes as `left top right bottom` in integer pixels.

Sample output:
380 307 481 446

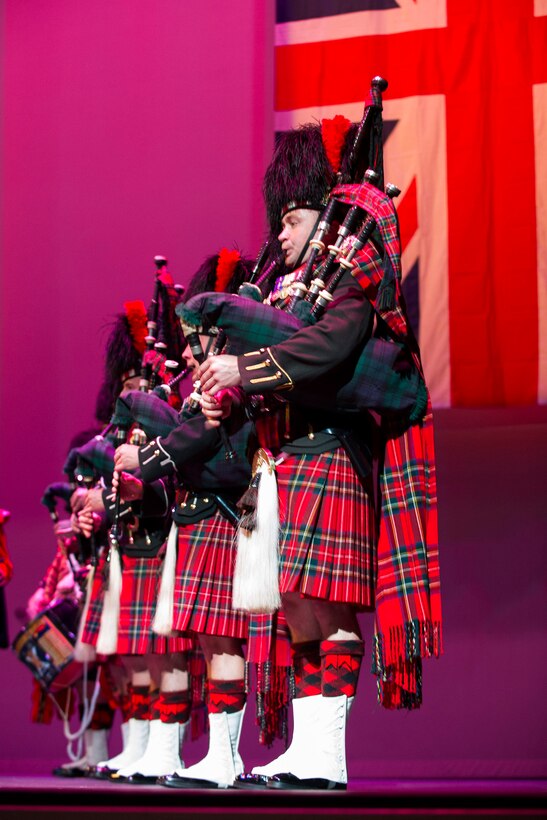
48 660 103 763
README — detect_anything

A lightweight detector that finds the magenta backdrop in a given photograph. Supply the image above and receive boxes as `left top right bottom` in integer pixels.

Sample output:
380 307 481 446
1 1 546 780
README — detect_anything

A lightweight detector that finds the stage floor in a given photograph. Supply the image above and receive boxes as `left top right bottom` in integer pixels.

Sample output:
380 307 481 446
0 775 545 818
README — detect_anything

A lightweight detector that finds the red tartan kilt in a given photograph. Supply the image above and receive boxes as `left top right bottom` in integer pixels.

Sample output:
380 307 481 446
80 554 192 656
171 509 247 640
275 447 376 607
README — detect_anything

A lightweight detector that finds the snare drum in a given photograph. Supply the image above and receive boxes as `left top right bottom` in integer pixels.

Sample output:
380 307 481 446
12 598 83 692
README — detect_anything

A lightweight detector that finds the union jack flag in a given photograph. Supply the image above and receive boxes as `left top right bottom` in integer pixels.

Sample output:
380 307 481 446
275 0 547 407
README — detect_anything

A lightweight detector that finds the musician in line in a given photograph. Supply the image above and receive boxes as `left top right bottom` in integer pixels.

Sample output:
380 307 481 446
75 301 195 783
197 116 442 790
114 252 264 790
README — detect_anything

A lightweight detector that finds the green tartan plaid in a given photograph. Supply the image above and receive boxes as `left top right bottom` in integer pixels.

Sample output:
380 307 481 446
64 436 115 482
180 292 425 417
113 391 181 439
177 293 303 351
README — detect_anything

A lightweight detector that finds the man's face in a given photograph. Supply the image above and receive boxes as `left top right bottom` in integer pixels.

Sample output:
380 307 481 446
278 208 320 269
121 373 140 394
182 334 213 382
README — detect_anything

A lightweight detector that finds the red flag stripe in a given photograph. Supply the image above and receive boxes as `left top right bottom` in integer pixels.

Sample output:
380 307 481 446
275 2 547 405
397 177 418 255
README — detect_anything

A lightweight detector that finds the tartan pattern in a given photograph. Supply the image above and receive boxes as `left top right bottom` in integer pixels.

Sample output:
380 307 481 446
159 690 191 724
182 290 423 415
246 611 292 667
292 641 322 699
119 693 133 722
149 689 161 721
0 519 13 586
79 563 106 646
113 391 180 440
87 701 116 731
349 243 442 709
320 639 364 699
41 546 72 603
178 292 303 354
371 407 442 708
118 556 193 654
70 437 115 483
80 555 193 656
207 679 247 714
171 504 247 639
331 183 402 284
130 686 150 720
246 612 293 746
274 448 376 606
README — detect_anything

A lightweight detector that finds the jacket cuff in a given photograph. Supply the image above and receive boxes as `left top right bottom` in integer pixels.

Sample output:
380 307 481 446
102 489 135 525
238 348 293 394
139 438 176 482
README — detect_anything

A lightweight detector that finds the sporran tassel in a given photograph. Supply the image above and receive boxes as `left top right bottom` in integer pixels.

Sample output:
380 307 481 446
96 546 122 655
236 472 261 530
152 522 177 635
232 450 281 614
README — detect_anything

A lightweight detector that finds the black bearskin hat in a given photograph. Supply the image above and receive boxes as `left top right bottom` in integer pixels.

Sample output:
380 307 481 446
103 300 147 402
262 114 385 237
263 125 332 236
183 249 254 302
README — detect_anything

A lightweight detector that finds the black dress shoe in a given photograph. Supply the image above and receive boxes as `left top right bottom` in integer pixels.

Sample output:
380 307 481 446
108 771 132 783
232 773 270 789
267 772 346 791
158 772 224 789
125 773 163 785
52 765 88 778
86 765 118 780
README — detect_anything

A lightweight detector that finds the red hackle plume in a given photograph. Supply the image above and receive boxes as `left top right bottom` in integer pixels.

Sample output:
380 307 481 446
123 300 148 355
215 249 241 293
321 115 352 174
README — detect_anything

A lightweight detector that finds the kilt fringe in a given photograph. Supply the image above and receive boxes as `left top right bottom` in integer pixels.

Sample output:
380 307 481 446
249 659 294 748
373 404 443 709
371 618 442 709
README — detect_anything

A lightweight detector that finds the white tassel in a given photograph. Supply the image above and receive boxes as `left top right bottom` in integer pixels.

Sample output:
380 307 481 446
96 547 122 655
233 455 281 613
73 565 97 663
152 522 177 635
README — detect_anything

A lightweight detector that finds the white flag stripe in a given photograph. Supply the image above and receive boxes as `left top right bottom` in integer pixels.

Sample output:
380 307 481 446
384 95 450 407
534 83 547 403
534 0 547 16
275 0 447 46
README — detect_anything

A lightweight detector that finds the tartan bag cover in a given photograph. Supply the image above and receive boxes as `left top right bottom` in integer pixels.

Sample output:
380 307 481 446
178 292 424 416
112 391 181 440
64 436 115 484
336 182 443 709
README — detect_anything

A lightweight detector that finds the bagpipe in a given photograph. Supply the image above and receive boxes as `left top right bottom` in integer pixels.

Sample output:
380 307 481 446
175 78 427 426
94 258 186 654
138 255 186 394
